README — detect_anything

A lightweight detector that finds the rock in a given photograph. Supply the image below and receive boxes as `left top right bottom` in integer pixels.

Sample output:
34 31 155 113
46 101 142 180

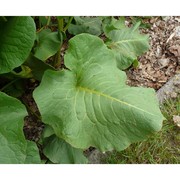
175 26 180 37
162 16 171 22
87 149 107 164
157 74 180 104
173 115 180 127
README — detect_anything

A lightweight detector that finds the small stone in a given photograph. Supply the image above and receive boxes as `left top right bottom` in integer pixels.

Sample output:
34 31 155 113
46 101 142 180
87 149 107 164
170 92 177 99
175 26 180 37
173 115 180 127
162 16 171 22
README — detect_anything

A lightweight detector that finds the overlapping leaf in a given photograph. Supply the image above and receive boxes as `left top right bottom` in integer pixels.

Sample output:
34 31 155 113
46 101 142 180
0 92 41 163
106 27 149 70
33 29 62 61
102 16 125 36
0 16 36 74
25 54 55 81
68 16 102 36
43 135 87 164
34 34 164 152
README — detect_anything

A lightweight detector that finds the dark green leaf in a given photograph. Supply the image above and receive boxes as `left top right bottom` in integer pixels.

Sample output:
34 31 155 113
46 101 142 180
0 16 36 74
39 16 49 26
25 54 55 81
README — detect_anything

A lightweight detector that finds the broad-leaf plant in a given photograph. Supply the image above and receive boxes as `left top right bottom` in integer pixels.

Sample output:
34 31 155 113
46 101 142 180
0 16 164 164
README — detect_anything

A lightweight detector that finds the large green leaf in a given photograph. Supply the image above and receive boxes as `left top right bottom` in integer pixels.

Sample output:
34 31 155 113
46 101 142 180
33 29 62 61
43 135 88 164
33 34 164 152
106 27 149 70
68 16 102 36
0 16 36 74
0 92 41 163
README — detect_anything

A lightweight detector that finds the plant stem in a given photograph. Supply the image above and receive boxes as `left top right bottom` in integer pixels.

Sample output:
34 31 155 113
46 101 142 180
54 48 62 68
22 100 42 121
58 18 64 32
63 16 73 32
46 16 51 27
54 18 64 68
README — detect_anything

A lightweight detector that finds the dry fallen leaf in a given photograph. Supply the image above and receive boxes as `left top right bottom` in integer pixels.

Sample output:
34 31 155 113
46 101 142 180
169 45 180 57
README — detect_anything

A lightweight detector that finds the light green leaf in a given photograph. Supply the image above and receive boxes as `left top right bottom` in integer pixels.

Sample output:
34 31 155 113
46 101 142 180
43 135 88 164
42 125 55 139
0 16 36 74
33 29 62 61
25 141 41 164
33 34 164 152
107 28 149 70
102 16 125 36
0 92 41 163
68 16 102 36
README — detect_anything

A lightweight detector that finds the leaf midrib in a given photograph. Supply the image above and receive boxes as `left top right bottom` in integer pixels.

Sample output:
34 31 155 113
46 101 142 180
113 38 146 45
78 86 156 116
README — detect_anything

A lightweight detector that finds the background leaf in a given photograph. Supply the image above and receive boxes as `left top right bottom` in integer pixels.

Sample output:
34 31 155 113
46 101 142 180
102 16 125 36
0 92 41 163
25 54 55 81
34 34 164 152
106 27 149 70
43 135 88 164
68 16 102 36
33 29 62 61
0 16 36 74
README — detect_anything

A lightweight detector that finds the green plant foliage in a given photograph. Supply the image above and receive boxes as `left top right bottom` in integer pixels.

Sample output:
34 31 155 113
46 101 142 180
131 17 151 29
1 79 25 98
106 27 149 70
33 29 62 61
0 16 166 164
43 135 88 164
25 54 55 81
39 16 49 27
102 16 126 36
0 92 41 163
68 16 102 36
33 34 164 152
12 65 33 79
0 17 36 74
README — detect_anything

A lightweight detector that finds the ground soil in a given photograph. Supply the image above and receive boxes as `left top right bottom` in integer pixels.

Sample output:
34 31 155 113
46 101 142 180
126 16 180 90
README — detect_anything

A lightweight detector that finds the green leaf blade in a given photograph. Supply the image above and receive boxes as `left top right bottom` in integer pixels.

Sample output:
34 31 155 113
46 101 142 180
107 28 149 70
0 92 41 163
68 17 102 36
0 17 36 74
34 34 164 152
43 135 88 164
33 29 62 61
